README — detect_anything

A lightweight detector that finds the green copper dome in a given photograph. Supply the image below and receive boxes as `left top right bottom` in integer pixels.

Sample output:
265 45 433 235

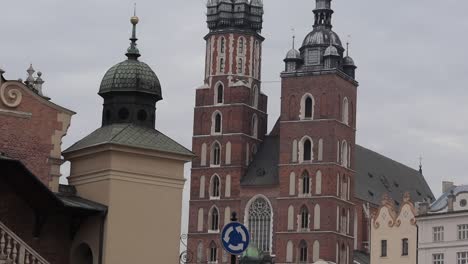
99 59 162 99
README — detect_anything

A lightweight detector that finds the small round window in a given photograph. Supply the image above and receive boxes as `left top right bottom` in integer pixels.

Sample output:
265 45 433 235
118 108 130 120
137 110 147 121
461 199 467 208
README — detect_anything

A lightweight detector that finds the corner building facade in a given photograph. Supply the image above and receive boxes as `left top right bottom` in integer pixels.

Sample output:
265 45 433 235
188 0 357 263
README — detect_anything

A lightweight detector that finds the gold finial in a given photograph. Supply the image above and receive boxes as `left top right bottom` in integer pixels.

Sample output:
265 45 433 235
131 3 139 25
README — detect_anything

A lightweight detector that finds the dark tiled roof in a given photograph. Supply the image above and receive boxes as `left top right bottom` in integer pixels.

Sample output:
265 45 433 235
64 124 193 157
239 139 434 205
56 193 107 212
241 136 280 186
355 145 434 205
430 185 468 212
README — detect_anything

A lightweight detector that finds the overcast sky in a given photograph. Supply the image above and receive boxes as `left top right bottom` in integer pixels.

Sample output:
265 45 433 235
2 0 468 235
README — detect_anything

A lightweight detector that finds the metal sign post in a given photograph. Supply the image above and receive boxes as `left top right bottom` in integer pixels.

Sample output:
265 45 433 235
221 212 250 264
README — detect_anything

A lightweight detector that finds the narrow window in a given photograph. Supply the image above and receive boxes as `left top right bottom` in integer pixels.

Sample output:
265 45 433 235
303 139 312 161
300 240 308 262
211 142 221 166
220 37 225 54
305 97 313 118
302 171 310 195
238 58 244 74
219 58 225 73
210 175 220 198
209 242 218 262
342 97 349 125
238 38 244 55
216 84 224 104
210 207 219 231
381 240 387 257
402 238 409 256
301 206 309 229
252 86 259 108
214 113 222 133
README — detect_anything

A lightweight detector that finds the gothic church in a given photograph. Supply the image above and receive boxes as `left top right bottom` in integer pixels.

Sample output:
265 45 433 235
187 1 433 263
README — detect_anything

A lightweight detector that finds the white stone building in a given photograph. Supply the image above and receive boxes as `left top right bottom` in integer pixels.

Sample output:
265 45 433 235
417 182 468 264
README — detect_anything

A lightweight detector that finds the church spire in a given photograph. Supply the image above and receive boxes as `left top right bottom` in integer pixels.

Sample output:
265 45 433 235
126 5 141 60
313 0 334 29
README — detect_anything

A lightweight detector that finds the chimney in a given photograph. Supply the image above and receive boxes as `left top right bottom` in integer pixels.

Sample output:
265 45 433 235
442 181 455 194
447 190 456 212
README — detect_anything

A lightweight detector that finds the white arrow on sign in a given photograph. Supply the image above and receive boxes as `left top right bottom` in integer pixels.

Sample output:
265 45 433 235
236 226 247 242
224 226 233 243
228 243 244 251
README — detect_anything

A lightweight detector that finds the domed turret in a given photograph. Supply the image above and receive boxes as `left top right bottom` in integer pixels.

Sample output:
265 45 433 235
251 0 263 7
284 35 303 72
343 55 357 79
324 44 340 69
99 15 162 129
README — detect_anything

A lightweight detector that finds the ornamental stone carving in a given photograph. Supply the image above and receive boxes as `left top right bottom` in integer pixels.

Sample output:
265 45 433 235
0 83 23 108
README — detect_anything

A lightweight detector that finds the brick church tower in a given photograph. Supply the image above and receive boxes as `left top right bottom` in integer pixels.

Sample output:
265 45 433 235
188 0 358 263
277 0 358 262
188 0 268 262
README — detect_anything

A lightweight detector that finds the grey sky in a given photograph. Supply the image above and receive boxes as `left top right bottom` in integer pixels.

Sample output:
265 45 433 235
2 0 468 235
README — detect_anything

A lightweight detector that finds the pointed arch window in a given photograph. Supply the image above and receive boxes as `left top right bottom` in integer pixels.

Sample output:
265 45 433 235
341 141 348 167
302 171 310 195
209 241 218 262
303 139 312 162
216 83 224 104
246 196 272 252
210 175 221 198
209 207 220 232
212 112 222 134
299 240 308 263
219 58 225 73
251 114 258 138
301 206 309 229
301 94 315 120
211 142 221 166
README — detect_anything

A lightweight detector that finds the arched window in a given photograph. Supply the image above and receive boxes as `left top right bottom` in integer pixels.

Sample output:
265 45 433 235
215 83 224 104
292 139 298 163
341 141 348 167
302 171 310 195
238 37 245 55
246 196 272 252
212 112 222 134
197 208 204 232
289 172 296 195
210 175 221 198
211 142 221 166
209 207 219 231
314 204 321 230
225 175 231 198
209 241 218 262
251 114 258 138
342 97 349 125
225 141 232 165
341 208 347 234
340 243 347 264
252 86 259 108
303 139 312 161
220 37 225 54
315 170 322 195
301 94 315 119
299 240 308 263
402 238 409 256
301 206 309 229
238 58 244 74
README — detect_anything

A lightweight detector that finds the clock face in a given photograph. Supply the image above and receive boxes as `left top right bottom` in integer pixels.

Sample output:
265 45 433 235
461 199 467 208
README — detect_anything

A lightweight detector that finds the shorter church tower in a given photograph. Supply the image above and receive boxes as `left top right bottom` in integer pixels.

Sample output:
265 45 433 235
63 14 193 264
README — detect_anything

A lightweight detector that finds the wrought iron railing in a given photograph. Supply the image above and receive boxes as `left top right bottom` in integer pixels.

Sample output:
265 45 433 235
0 221 49 264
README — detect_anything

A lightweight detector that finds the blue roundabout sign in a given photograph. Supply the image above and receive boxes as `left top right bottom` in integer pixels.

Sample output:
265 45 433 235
221 222 250 255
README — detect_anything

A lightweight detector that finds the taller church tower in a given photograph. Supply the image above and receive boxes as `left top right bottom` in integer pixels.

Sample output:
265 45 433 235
278 0 358 262
188 0 267 262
